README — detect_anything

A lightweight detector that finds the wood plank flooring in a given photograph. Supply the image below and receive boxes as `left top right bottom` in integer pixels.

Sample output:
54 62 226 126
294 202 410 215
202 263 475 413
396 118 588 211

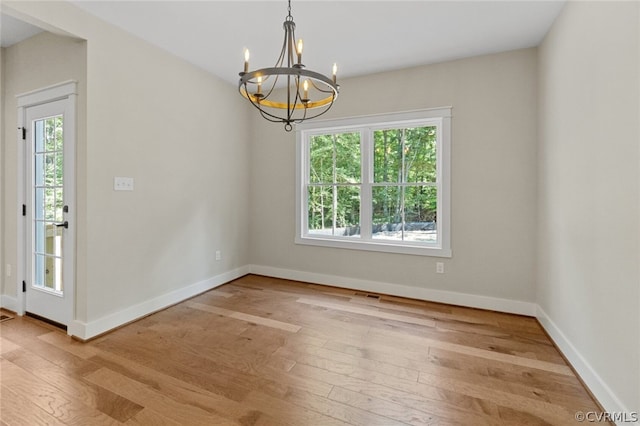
0 274 606 425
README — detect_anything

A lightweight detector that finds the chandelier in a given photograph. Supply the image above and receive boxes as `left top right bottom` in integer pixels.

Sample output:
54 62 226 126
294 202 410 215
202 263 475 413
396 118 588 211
239 0 339 131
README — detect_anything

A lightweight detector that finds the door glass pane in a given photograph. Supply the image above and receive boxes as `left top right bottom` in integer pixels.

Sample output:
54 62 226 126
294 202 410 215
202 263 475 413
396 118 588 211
34 120 45 152
33 115 64 294
34 188 45 220
34 254 45 288
34 221 45 254
54 188 64 222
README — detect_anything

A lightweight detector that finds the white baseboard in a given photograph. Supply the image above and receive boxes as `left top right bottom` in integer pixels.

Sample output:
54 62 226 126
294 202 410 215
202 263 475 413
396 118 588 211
248 264 537 316
0 295 18 313
68 266 250 340
536 306 639 426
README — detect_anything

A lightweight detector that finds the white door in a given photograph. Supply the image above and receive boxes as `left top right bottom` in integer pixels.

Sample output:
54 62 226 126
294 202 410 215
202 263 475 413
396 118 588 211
20 84 76 329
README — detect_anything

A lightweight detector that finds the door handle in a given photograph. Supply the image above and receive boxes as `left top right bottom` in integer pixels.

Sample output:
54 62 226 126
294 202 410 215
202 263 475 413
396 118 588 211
55 221 69 229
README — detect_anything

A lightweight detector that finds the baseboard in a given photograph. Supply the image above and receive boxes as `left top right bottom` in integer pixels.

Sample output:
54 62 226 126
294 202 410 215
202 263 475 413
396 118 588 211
68 266 250 340
0 295 18 313
536 306 639 426
248 264 537 316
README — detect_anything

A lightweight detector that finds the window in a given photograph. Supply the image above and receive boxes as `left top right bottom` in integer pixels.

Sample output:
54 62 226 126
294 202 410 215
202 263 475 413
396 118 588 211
296 107 451 257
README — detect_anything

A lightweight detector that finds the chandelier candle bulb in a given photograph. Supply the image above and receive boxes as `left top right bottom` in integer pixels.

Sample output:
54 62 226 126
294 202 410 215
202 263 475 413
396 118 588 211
303 79 309 100
243 49 250 73
256 76 262 95
333 63 337 83
297 39 303 64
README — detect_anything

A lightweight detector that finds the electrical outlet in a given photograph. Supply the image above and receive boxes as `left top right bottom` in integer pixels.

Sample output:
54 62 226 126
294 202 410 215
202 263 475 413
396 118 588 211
114 177 134 191
215 250 222 261
436 262 444 274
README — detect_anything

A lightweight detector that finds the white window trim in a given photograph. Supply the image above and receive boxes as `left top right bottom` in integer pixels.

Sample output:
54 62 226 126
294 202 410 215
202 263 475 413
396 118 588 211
295 107 452 258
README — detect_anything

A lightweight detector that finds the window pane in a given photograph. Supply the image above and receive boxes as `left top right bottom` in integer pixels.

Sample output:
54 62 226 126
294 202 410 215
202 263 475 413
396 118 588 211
308 185 333 234
405 126 437 183
309 135 333 183
336 186 360 237
372 185 402 241
404 186 437 242
335 133 360 184
308 185 360 237
310 132 360 184
374 129 402 183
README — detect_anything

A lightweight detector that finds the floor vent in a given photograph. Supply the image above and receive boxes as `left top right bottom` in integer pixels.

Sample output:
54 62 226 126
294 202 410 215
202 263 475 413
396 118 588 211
354 292 381 299
0 314 14 323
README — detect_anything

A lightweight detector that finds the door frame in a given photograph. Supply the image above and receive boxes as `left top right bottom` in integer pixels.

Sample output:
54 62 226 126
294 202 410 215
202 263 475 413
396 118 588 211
17 80 77 331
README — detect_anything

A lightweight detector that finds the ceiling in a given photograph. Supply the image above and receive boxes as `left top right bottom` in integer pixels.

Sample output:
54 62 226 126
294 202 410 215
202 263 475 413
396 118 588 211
4 1 565 85
1 13 43 47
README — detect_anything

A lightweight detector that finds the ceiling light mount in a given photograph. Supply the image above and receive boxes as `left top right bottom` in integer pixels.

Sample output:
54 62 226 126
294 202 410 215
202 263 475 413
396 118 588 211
239 0 339 131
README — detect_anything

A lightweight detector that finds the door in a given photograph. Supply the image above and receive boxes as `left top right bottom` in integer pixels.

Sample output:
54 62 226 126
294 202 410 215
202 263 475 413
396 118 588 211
21 85 76 328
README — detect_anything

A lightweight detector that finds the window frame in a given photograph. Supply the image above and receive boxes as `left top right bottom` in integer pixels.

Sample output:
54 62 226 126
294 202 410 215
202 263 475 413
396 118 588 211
296 107 452 257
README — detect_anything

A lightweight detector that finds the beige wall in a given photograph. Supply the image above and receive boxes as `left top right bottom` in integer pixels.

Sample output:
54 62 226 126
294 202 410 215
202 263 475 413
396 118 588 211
1 46 4 293
2 1 252 326
1 31 87 303
538 0 639 412
250 48 538 304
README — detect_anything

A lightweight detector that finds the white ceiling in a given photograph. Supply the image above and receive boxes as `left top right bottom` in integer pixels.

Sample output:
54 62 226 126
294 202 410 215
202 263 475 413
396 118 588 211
4 1 565 85
1 13 44 47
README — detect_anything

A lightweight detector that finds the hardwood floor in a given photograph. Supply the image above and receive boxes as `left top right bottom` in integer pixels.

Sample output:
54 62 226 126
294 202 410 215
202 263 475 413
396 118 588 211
0 274 606 425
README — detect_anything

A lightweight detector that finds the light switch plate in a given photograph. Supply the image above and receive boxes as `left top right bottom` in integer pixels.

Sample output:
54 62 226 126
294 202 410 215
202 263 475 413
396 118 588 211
114 177 134 191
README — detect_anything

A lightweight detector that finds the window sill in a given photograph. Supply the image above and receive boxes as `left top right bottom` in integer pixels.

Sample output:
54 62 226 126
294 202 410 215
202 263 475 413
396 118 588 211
295 235 452 258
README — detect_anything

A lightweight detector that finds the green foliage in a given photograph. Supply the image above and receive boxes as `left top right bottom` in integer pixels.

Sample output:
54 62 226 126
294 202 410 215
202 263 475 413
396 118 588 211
308 133 360 232
372 127 437 224
307 126 438 235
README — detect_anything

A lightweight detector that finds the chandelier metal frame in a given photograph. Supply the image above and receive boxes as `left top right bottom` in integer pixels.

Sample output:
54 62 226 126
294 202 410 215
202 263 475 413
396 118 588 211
239 0 339 131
